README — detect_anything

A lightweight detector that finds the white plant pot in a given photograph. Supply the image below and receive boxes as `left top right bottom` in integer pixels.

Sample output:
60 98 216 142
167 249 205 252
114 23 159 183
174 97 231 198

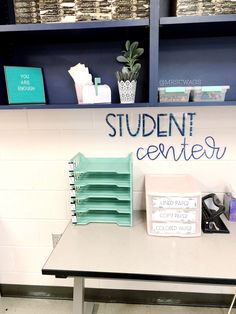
118 80 137 104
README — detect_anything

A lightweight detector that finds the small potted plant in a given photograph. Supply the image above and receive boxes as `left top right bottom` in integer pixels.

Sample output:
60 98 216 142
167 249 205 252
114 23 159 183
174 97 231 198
116 40 144 104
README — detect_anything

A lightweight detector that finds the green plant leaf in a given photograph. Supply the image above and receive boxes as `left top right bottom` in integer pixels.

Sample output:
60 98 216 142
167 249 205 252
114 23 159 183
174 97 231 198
122 66 129 74
129 41 139 56
129 73 133 81
122 50 129 57
116 56 128 63
116 40 144 80
132 63 141 73
136 48 144 57
121 72 126 81
116 71 121 81
125 40 130 51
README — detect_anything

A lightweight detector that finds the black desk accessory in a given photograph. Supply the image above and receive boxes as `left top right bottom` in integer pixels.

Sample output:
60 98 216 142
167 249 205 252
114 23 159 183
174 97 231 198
202 193 229 234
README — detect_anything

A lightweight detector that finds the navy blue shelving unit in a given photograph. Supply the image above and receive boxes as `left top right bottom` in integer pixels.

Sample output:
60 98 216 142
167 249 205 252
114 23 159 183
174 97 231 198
159 13 236 104
0 16 152 109
0 0 236 109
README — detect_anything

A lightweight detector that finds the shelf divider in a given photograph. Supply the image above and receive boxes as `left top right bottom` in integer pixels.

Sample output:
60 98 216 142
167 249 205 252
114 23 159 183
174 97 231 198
149 0 159 105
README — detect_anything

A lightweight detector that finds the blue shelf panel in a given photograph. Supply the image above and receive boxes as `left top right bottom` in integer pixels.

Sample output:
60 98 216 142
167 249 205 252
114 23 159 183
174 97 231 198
1 101 235 109
158 101 236 107
161 14 236 26
39 101 236 108
160 14 236 37
0 19 149 33
0 102 151 110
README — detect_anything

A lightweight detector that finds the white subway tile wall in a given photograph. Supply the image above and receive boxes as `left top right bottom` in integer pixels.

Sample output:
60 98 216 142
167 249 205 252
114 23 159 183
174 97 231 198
0 107 235 294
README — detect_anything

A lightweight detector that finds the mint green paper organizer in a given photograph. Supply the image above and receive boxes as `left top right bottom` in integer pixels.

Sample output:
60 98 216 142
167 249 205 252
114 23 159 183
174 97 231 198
69 153 133 226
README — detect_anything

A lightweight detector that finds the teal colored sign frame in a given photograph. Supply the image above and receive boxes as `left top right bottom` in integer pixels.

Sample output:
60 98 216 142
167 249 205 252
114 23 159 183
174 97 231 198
4 66 46 104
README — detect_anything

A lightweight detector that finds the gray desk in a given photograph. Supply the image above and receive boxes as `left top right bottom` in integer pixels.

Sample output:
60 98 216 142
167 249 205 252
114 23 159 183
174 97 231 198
42 212 236 314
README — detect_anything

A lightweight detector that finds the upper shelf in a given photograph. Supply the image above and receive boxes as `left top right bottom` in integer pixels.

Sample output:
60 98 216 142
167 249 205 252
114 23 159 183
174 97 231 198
160 14 236 38
0 19 149 33
0 19 150 41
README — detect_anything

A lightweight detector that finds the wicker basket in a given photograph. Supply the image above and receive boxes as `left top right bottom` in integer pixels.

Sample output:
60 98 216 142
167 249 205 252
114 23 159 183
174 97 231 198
176 0 216 16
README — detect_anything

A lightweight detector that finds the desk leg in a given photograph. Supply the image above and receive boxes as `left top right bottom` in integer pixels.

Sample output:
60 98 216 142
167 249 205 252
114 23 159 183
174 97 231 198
73 277 84 314
73 277 97 314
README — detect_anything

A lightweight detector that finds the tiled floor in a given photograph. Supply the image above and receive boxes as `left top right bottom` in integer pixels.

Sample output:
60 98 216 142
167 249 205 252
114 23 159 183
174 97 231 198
0 297 235 314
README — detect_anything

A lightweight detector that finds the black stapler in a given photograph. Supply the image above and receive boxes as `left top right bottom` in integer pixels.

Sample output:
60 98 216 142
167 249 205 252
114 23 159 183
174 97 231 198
202 193 229 233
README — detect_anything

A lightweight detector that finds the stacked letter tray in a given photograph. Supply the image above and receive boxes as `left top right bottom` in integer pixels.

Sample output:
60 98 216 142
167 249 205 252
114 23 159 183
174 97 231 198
69 153 133 226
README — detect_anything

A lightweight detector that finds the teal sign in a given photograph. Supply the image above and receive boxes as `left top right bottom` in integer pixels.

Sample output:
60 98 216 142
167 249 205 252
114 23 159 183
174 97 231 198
4 66 46 104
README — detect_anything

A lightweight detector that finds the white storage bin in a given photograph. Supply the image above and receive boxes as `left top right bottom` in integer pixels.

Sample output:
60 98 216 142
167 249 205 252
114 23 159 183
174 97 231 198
191 86 230 102
158 86 191 102
145 174 202 237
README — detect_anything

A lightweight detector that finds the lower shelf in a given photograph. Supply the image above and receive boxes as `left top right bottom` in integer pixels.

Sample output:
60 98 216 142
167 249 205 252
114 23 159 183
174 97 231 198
0 102 150 110
1 101 236 109
158 100 236 107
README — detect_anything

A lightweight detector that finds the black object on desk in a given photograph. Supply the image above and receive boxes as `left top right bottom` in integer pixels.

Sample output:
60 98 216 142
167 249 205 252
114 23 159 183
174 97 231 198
202 193 229 234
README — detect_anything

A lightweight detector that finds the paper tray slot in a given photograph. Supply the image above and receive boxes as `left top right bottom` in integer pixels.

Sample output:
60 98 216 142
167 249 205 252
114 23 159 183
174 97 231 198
74 173 131 187
74 185 130 201
70 152 132 174
72 211 131 226
75 199 131 214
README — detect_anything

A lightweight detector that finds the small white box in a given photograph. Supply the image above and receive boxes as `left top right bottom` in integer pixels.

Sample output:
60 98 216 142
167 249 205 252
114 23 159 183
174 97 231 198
82 84 111 104
145 174 202 237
